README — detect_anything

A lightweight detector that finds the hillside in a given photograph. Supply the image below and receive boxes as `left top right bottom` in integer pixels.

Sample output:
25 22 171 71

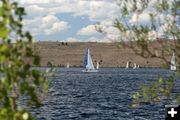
34 41 171 68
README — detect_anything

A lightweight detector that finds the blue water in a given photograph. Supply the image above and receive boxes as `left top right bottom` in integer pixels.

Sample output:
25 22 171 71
32 68 179 120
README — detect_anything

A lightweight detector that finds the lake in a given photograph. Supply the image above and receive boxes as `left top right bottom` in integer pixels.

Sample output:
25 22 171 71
32 68 179 120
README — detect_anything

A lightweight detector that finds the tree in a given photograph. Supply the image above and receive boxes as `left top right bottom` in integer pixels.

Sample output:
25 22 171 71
97 0 180 107
0 1 48 119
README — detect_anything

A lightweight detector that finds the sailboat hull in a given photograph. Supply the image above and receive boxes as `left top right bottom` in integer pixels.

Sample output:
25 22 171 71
170 66 176 71
82 69 99 73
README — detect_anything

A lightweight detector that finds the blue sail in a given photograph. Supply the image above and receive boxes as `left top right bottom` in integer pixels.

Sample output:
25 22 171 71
84 48 88 67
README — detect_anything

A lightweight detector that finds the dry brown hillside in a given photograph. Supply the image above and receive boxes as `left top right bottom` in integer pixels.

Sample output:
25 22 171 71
34 41 172 68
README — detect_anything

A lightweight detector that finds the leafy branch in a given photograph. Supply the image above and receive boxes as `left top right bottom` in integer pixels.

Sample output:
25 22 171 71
0 1 50 119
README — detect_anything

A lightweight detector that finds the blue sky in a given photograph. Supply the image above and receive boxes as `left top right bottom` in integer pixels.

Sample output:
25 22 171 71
17 0 178 42
35 13 98 40
18 0 120 42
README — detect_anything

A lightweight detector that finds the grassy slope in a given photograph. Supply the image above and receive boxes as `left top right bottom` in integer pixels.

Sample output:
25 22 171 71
35 41 171 68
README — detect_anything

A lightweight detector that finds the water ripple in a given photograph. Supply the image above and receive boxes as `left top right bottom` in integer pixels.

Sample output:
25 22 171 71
31 68 177 120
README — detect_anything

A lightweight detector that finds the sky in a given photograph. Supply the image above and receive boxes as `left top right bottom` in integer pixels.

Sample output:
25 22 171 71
17 0 120 42
17 0 178 42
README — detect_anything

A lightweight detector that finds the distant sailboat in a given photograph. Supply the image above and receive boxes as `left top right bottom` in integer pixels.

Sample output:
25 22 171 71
82 48 98 73
66 63 70 68
96 61 99 70
137 65 140 68
133 63 137 69
126 61 129 68
170 53 176 71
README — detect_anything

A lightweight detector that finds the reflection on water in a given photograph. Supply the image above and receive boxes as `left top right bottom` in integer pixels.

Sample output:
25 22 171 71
31 68 178 120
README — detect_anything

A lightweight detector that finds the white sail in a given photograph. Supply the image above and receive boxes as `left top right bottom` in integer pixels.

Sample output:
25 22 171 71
133 63 137 69
96 61 99 70
86 49 95 70
66 63 70 68
126 61 129 68
83 48 98 73
170 53 176 71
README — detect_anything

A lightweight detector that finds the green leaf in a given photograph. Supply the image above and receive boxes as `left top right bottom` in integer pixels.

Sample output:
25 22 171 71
32 69 40 80
0 55 6 63
33 55 40 65
0 26 9 38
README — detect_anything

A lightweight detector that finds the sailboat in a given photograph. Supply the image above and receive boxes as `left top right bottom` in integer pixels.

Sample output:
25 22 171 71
96 61 99 70
126 61 129 68
133 63 137 69
137 65 140 68
170 53 176 71
66 63 70 68
82 48 98 73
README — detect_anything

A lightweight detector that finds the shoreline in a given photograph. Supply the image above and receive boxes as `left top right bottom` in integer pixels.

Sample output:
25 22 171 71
33 66 167 69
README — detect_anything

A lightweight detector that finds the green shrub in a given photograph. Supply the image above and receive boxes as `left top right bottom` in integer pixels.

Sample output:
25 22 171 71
0 1 49 119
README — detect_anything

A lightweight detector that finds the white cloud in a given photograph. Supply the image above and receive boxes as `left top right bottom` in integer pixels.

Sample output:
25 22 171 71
138 13 151 26
18 0 121 41
19 0 119 21
66 36 113 43
18 0 52 4
129 12 151 26
66 37 79 42
87 36 117 43
95 21 122 41
17 0 178 42
88 1 119 21
26 5 46 18
103 26 121 41
105 26 120 35
24 15 70 35
77 25 98 36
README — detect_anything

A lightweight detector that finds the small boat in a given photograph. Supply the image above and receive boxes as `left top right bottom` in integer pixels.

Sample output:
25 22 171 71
66 63 70 68
137 65 140 68
170 53 176 71
133 63 137 69
126 61 129 68
96 61 99 70
82 48 98 73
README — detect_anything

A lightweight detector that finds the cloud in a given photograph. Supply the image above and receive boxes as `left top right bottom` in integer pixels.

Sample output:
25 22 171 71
66 37 79 42
17 0 178 42
25 5 46 18
129 12 152 26
66 36 113 43
18 0 120 41
24 15 70 35
77 25 98 36
96 20 122 41
18 0 52 4
139 13 151 25
75 1 120 21
19 0 119 21
87 37 114 43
